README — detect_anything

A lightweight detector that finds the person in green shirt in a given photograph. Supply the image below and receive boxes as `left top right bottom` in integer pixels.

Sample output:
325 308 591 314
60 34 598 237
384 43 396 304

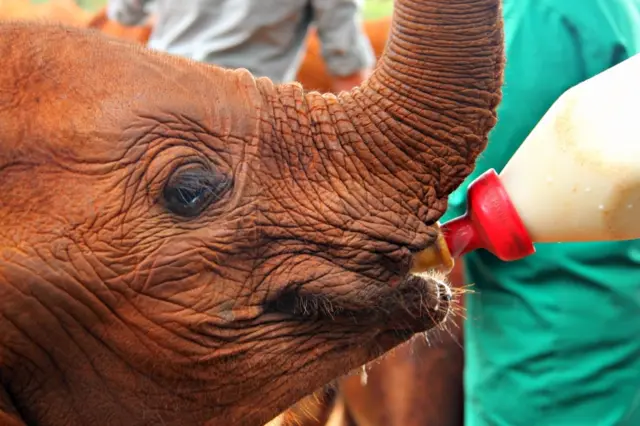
441 1 640 425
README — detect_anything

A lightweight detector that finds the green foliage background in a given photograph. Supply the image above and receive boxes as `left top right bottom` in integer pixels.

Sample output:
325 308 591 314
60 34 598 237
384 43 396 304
360 0 394 19
31 0 394 19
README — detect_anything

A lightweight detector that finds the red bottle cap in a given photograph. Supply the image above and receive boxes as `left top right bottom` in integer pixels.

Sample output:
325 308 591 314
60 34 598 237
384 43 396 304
441 169 536 261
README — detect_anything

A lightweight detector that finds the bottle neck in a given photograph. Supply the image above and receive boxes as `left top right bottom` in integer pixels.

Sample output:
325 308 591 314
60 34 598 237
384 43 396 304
441 169 536 261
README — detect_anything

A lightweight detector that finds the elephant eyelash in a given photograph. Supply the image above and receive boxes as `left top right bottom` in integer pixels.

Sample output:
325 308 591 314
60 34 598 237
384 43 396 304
171 168 232 202
161 165 234 218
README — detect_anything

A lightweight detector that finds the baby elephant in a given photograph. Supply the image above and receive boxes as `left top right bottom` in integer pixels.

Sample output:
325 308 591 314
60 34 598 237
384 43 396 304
0 0 504 424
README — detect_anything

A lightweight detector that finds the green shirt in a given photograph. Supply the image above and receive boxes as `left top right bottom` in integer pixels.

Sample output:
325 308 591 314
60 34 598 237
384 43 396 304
441 1 640 424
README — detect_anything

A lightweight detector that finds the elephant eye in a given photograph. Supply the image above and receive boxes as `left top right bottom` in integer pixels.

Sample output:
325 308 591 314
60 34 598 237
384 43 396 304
162 165 231 218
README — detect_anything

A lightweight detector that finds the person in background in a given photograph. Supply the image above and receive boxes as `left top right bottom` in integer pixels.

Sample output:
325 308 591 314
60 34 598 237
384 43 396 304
106 0 375 92
441 0 640 425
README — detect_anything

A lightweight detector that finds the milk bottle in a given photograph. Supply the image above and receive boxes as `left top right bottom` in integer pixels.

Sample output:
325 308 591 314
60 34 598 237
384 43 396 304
440 52 640 261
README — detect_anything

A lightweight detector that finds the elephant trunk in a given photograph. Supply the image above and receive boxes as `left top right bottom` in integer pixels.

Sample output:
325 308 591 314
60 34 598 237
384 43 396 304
352 0 504 197
256 0 504 269
266 0 503 196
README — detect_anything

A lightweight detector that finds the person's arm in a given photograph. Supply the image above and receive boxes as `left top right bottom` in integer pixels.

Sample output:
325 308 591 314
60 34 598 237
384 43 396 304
106 0 152 27
310 0 376 93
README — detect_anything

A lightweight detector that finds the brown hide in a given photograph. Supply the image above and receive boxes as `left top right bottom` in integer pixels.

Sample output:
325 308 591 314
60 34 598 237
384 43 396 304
330 266 466 426
274 272 466 426
0 4 477 426
268 317 464 426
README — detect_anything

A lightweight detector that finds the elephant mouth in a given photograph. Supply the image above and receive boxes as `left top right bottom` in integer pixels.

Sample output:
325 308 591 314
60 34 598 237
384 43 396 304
374 272 453 333
263 268 453 337
262 226 455 339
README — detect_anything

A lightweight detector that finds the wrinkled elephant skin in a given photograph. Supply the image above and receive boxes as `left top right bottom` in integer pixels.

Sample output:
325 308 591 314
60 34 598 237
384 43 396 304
0 1 504 425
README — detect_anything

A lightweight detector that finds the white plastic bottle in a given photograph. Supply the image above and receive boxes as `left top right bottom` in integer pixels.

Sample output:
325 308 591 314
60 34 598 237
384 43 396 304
440 52 640 260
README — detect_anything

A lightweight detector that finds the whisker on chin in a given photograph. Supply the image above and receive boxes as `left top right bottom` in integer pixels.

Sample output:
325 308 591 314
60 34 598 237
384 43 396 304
406 269 469 349
459 283 477 294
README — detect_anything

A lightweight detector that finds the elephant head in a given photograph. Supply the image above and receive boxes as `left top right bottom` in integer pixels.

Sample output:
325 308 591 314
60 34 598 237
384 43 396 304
0 0 503 425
